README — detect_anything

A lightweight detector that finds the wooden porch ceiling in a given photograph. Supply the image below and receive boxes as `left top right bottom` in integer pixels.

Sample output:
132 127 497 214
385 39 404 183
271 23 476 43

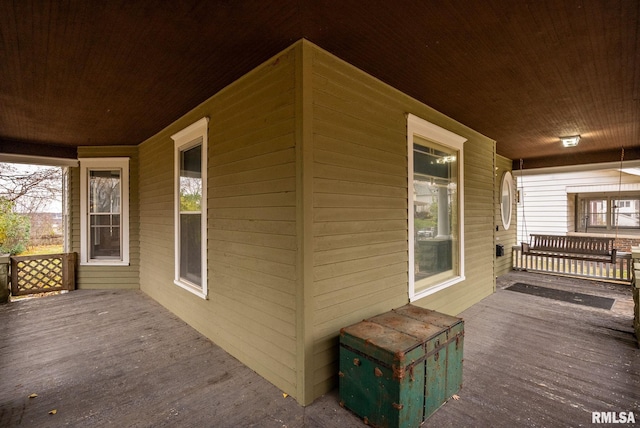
1 1 639 169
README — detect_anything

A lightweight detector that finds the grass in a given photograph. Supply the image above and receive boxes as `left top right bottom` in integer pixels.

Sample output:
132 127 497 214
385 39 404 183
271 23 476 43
18 244 64 256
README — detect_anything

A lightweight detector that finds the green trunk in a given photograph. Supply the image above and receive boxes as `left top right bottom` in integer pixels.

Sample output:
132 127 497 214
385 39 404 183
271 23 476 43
394 304 465 416
339 305 464 428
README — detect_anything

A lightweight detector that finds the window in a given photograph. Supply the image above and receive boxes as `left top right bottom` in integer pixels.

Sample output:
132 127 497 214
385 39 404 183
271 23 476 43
613 198 640 228
407 114 466 301
500 171 514 230
80 158 129 265
578 195 640 232
172 118 208 298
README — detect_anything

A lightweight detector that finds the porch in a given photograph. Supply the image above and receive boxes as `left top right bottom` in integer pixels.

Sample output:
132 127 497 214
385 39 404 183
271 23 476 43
0 271 637 427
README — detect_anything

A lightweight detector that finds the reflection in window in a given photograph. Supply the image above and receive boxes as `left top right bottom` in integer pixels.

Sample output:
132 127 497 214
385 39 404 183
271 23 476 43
412 137 459 291
179 145 202 286
172 117 208 298
89 169 121 259
578 196 640 231
500 172 514 230
408 114 466 300
80 158 129 265
612 199 640 228
587 199 608 227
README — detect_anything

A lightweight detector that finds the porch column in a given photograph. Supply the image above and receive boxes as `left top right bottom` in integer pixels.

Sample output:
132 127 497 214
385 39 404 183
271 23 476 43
0 254 9 304
436 186 450 238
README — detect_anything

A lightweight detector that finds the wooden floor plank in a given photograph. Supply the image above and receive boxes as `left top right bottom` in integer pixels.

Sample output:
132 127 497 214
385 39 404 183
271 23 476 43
427 271 639 427
0 271 638 427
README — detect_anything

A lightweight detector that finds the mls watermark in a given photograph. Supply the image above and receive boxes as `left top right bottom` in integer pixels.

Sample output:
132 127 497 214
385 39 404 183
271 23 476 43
592 411 636 424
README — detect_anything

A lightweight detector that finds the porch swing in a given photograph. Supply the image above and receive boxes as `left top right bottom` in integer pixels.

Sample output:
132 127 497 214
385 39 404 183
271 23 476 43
519 150 624 265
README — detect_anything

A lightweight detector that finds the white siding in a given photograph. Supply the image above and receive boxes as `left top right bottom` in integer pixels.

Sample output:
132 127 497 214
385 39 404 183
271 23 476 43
517 168 640 243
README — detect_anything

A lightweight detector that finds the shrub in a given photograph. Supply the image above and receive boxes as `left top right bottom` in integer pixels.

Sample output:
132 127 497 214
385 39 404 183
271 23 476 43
0 198 31 255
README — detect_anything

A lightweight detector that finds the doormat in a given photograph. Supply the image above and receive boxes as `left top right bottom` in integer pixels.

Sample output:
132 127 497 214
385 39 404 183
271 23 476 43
505 283 615 310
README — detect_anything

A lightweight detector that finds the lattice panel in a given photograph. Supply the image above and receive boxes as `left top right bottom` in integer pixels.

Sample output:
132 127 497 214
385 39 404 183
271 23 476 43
15 257 63 292
9 253 76 296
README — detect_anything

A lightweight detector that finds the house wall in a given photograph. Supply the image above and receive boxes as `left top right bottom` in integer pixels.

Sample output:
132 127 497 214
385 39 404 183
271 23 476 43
94 39 499 406
307 43 497 399
138 44 300 399
72 146 140 289
516 168 640 246
495 155 515 277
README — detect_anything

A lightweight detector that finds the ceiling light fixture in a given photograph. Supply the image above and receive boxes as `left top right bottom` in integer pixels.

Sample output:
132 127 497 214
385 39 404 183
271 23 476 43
560 135 580 147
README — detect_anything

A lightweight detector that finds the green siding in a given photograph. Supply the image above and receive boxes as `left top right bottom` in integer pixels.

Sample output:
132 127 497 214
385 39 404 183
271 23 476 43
307 42 496 398
138 45 300 398
72 146 140 289
495 154 516 277
77 40 500 406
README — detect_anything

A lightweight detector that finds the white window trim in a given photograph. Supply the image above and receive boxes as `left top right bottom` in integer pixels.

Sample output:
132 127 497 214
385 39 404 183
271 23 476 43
407 114 467 302
172 117 209 299
79 157 130 266
500 171 514 230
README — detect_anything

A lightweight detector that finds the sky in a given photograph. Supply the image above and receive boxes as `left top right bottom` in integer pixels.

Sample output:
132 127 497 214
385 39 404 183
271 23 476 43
0 162 63 213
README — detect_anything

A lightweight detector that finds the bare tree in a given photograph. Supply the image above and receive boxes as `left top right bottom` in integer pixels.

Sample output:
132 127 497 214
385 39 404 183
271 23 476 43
0 163 62 213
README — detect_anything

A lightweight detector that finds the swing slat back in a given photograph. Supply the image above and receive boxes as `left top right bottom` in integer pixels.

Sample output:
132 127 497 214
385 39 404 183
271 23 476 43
521 234 616 264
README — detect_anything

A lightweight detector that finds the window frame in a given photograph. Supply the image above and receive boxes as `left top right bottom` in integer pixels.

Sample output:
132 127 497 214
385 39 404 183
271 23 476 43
500 171 514 230
172 117 209 299
407 114 467 302
79 157 130 266
577 193 640 232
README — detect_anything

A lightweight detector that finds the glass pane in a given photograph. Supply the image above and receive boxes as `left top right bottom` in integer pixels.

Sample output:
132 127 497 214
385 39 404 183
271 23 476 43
89 169 121 260
413 137 458 290
588 199 607 227
180 213 202 286
89 225 121 259
501 190 510 212
500 172 513 230
180 145 202 212
89 170 120 213
612 199 640 227
90 214 120 226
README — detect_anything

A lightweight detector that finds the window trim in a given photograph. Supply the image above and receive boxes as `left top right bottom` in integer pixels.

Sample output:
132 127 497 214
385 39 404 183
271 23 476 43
79 157 130 266
172 117 209 299
407 114 467 302
500 171 514 230
577 193 640 232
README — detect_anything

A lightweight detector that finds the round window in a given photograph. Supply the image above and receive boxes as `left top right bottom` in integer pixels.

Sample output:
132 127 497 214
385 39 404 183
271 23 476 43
500 171 514 230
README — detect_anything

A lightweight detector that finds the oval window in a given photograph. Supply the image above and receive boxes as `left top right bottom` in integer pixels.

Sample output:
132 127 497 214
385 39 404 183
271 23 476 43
500 171 514 230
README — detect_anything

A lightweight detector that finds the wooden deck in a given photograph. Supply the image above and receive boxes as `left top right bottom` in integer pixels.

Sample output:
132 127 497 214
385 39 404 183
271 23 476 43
1 271 638 427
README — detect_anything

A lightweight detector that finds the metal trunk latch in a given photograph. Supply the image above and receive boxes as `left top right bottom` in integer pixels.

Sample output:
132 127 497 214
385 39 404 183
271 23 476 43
392 402 404 410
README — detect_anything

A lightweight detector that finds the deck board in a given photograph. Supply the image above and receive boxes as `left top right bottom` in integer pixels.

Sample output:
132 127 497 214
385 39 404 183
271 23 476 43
427 271 639 427
1 271 638 427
